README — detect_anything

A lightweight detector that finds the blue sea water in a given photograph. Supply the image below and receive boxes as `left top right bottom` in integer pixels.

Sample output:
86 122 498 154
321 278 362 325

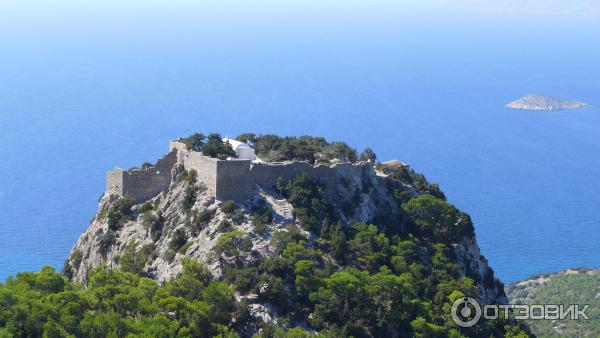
1 1 599 283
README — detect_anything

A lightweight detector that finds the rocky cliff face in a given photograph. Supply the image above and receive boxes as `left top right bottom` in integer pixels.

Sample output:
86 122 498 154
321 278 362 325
66 152 507 319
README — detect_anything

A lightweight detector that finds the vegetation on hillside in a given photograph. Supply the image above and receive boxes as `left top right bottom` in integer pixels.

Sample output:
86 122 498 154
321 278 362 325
235 133 374 164
0 134 534 337
0 261 242 337
0 170 533 337
507 268 600 337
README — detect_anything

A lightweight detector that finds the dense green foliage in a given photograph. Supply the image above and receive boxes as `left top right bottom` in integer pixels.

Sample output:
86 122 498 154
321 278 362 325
378 163 446 201
1 133 533 337
220 172 529 337
180 133 236 160
507 269 600 337
0 261 243 337
402 195 474 243
179 133 207 152
236 133 368 164
276 173 332 234
98 197 135 231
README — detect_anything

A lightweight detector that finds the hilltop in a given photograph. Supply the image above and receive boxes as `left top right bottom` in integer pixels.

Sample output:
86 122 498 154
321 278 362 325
1 133 532 337
506 94 586 111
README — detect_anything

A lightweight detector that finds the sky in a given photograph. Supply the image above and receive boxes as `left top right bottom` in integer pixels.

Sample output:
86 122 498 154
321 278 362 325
458 0 600 16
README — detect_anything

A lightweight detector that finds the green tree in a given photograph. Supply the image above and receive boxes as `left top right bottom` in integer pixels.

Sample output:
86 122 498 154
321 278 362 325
119 241 147 276
181 133 206 152
359 148 377 163
202 133 236 159
402 195 474 243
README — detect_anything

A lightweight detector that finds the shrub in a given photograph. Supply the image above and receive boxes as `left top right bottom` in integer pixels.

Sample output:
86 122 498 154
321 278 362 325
120 241 147 275
281 173 332 233
220 200 237 214
142 210 155 228
402 195 474 243
180 133 206 152
169 228 188 252
319 142 358 163
140 243 157 261
230 209 245 224
381 165 446 200
106 197 135 231
70 250 84 270
223 267 258 293
98 230 116 256
252 215 267 236
202 133 236 159
178 241 193 254
61 260 74 280
251 200 273 236
197 208 216 223
177 169 197 184
138 202 154 213
249 134 362 164
149 212 165 242
359 148 377 163
215 230 252 257
181 186 197 211
217 220 233 233
235 133 257 143
188 208 216 235
164 249 176 263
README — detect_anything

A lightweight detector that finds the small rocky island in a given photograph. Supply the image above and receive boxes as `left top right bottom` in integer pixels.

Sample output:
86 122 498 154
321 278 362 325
506 94 586 111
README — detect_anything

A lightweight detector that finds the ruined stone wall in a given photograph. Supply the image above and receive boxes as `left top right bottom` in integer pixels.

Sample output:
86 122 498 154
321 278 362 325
184 152 218 196
106 168 124 196
109 140 374 203
106 150 177 203
216 160 253 201
250 161 372 194
169 140 187 156
170 141 253 201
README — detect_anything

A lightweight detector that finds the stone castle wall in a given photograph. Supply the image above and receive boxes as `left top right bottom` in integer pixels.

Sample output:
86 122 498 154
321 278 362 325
106 168 124 196
216 160 253 201
106 150 177 203
108 140 372 203
250 161 372 194
170 142 253 201
179 150 219 195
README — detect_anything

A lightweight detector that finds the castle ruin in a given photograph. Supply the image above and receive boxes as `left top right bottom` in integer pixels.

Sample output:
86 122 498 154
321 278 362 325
106 140 373 203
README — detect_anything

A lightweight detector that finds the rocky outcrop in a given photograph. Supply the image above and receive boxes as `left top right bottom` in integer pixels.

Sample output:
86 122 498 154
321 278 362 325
455 237 507 304
67 159 400 283
505 94 586 111
66 144 508 328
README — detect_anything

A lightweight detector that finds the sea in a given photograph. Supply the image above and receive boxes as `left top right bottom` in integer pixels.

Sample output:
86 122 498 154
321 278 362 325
1 1 599 283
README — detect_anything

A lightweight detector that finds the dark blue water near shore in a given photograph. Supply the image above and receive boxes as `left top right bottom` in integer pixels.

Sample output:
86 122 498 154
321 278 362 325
1 2 599 282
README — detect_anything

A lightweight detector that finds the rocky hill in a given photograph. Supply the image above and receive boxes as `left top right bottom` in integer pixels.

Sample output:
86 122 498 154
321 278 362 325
506 268 600 337
58 133 531 337
506 94 586 111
